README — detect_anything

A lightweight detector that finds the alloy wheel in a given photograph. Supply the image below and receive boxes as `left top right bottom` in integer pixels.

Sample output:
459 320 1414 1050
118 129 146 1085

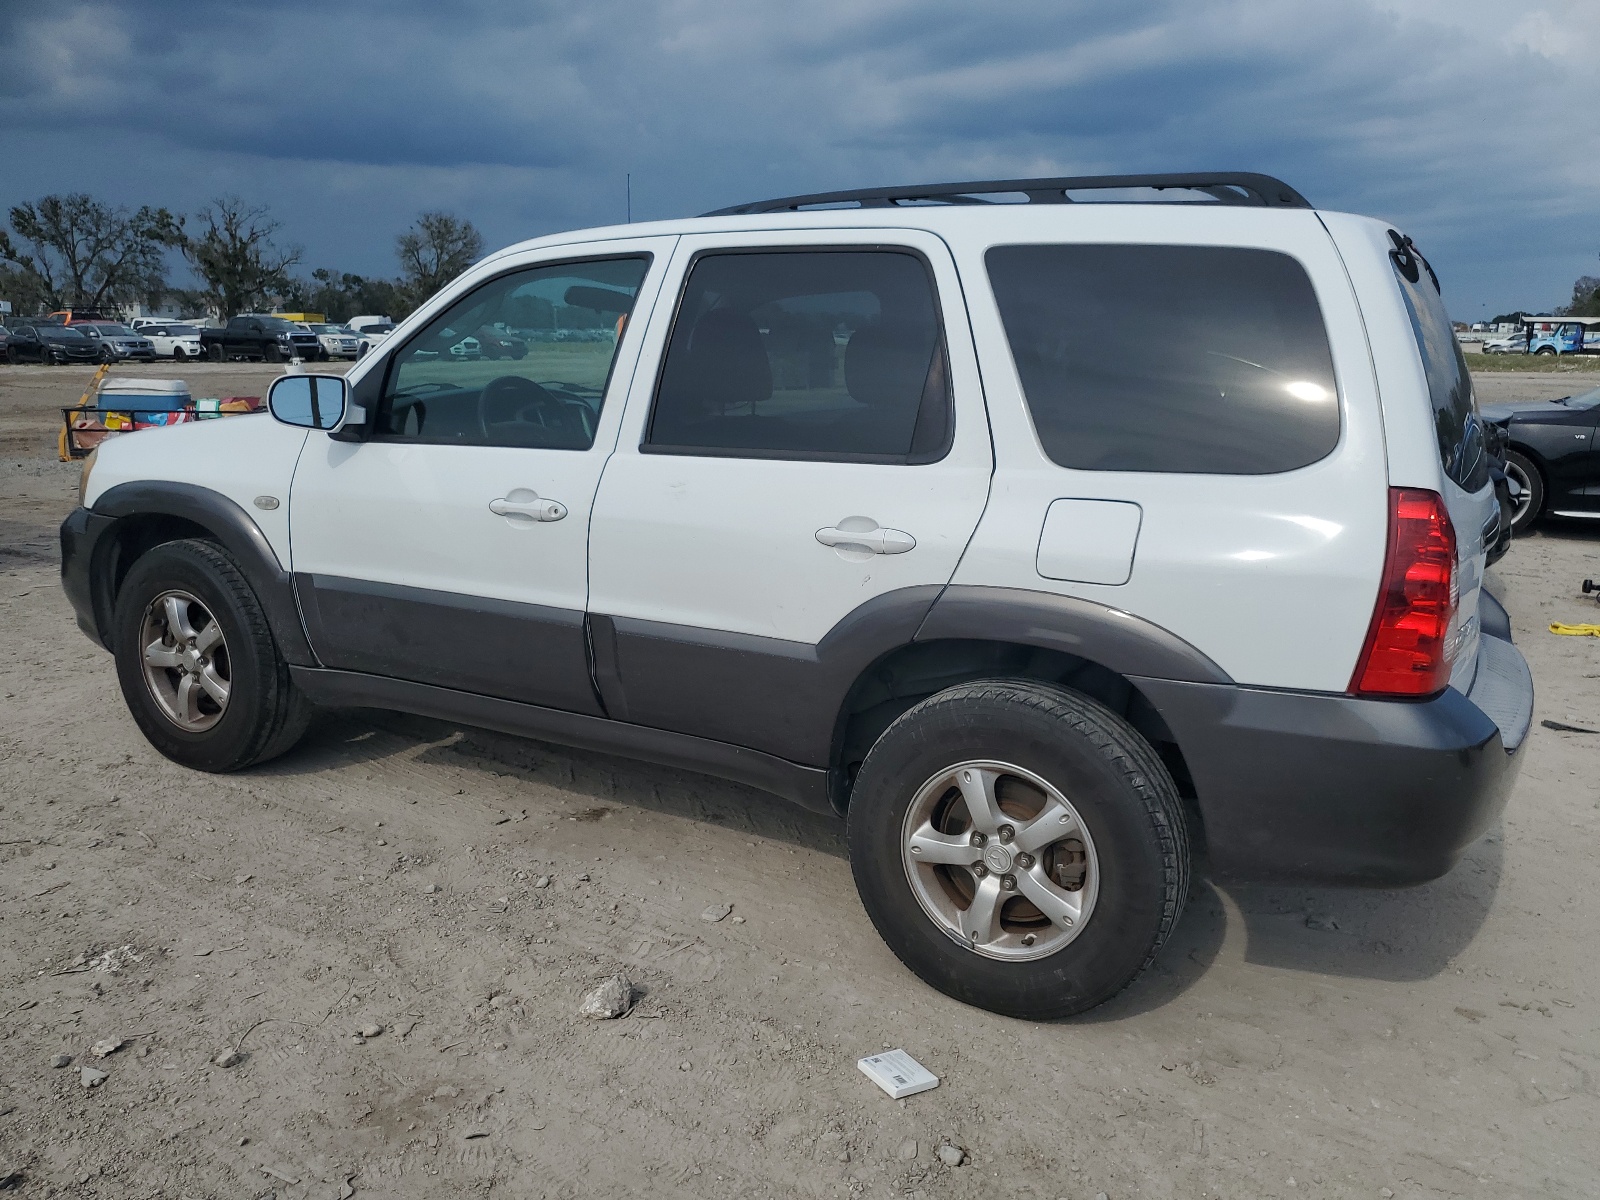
1505 460 1532 524
901 760 1100 962
139 590 232 731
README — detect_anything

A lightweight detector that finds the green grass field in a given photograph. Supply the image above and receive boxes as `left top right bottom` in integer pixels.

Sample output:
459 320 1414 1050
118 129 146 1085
1463 352 1600 373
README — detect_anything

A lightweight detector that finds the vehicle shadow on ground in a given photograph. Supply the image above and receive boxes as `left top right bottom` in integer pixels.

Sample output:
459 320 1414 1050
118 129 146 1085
269 708 1503 1016
1079 832 1503 1021
1219 830 1503 982
267 707 848 857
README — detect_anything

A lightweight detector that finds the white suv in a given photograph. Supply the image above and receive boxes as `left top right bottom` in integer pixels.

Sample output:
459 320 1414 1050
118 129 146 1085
61 174 1533 1019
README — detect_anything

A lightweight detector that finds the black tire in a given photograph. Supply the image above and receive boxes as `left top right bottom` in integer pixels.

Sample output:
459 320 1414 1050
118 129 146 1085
263 342 282 363
208 343 224 363
1534 346 1556 356
1506 449 1545 535
847 679 1189 1020
111 538 311 772
5 347 17 365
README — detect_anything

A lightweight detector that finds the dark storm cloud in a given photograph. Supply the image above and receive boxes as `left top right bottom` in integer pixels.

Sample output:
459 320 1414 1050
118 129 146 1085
0 0 1594 311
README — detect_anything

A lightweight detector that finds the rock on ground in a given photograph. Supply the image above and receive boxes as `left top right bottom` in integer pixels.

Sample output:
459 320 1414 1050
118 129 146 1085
936 1142 966 1167
579 974 634 1019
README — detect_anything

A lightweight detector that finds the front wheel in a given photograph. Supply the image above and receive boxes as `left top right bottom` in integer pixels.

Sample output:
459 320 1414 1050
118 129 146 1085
112 538 310 772
208 343 224 362
1505 450 1545 535
847 679 1189 1020
1534 347 1557 356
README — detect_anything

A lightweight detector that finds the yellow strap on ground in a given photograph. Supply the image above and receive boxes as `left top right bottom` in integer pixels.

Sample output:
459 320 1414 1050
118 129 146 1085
1549 622 1600 637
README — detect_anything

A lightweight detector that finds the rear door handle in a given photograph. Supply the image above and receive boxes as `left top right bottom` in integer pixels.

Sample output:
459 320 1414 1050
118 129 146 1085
489 492 567 522
815 521 916 555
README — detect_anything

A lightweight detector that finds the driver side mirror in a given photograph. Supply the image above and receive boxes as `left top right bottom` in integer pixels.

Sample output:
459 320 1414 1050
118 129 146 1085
268 374 348 431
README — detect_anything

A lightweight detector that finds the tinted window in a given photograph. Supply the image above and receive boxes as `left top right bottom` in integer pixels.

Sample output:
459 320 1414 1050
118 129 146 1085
646 250 950 462
374 256 649 450
1390 235 1489 493
986 244 1339 474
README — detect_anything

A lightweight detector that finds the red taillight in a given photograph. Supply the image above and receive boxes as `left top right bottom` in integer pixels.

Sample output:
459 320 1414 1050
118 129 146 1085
1351 488 1458 697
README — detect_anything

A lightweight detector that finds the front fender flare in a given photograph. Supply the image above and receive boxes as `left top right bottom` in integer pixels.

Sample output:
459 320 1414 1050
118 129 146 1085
91 481 316 665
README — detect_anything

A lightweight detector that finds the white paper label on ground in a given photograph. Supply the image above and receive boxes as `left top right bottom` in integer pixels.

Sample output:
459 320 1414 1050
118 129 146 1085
857 1049 940 1099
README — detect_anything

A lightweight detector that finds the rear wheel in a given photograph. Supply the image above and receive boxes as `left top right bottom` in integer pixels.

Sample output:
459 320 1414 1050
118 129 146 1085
1506 450 1544 535
847 679 1189 1020
112 539 310 772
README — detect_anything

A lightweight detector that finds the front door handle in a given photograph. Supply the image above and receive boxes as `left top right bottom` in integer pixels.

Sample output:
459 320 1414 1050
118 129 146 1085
489 491 567 522
815 519 916 555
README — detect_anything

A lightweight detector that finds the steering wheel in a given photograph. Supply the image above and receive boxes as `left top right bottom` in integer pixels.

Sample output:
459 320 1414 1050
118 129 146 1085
477 375 565 439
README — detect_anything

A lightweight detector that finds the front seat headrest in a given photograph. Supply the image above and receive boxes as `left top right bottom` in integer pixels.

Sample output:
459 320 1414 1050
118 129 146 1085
675 308 773 414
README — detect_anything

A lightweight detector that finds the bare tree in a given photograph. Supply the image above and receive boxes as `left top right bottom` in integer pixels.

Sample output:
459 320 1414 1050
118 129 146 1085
396 211 483 309
0 193 182 313
183 197 302 318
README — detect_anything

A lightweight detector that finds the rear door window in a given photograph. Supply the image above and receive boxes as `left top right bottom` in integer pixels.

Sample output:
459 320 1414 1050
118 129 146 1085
1388 233 1488 493
985 244 1340 474
644 249 951 463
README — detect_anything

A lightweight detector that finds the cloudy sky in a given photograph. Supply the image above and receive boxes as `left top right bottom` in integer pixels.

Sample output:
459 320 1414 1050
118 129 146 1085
1 0 1595 318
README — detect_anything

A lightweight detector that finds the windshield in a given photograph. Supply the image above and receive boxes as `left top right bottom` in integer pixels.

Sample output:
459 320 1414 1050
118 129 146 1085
259 317 298 332
167 324 200 336
311 324 347 334
93 324 133 336
362 325 395 335
43 327 88 342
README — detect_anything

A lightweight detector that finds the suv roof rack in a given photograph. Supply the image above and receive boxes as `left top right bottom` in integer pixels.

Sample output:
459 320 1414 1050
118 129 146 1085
704 172 1311 216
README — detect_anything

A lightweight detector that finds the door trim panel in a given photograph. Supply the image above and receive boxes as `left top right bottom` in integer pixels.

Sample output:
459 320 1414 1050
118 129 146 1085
289 666 833 814
594 585 945 764
295 573 604 715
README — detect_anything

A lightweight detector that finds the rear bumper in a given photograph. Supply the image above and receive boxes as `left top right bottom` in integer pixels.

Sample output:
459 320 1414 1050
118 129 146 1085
1137 594 1533 885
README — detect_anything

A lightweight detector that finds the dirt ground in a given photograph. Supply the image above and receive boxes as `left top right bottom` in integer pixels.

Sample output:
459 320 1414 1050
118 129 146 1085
1 362 1597 1200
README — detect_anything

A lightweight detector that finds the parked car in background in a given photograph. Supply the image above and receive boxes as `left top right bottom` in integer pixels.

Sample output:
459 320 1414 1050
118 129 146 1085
1481 384 1600 534
139 323 205 360
351 321 396 357
299 323 362 360
473 325 528 359
6 323 102 364
199 315 323 362
0 325 10 360
77 323 158 363
1482 333 1528 354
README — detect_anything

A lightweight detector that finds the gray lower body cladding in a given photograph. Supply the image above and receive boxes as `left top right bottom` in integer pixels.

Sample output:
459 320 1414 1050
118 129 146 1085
1135 627 1531 886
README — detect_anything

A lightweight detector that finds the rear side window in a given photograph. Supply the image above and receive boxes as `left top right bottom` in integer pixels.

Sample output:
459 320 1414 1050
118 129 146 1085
986 244 1340 474
1388 232 1488 493
645 249 951 463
